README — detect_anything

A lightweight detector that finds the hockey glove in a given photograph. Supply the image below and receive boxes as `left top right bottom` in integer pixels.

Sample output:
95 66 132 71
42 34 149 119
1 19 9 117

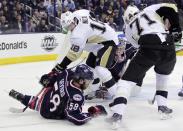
39 72 58 87
95 89 108 99
170 27 182 42
52 57 72 73
88 105 107 117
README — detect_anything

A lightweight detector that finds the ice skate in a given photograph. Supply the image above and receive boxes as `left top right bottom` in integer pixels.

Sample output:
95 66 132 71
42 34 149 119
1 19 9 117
106 113 122 130
178 88 183 97
158 105 173 120
9 89 24 102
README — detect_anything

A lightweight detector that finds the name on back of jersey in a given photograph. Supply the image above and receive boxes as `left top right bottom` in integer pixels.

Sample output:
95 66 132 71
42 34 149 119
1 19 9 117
59 79 65 97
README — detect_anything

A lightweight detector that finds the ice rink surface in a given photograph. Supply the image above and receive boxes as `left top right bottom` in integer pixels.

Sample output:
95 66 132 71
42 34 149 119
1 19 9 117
0 56 183 131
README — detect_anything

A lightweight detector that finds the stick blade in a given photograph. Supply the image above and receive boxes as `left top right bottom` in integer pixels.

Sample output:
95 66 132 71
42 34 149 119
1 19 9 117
9 107 23 113
147 99 154 105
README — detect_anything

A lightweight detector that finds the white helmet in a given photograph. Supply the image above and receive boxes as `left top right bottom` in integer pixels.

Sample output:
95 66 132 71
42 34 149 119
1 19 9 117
60 11 74 29
124 5 139 24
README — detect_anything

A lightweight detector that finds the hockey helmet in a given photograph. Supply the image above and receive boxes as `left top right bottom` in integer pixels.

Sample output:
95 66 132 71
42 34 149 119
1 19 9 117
73 64 94 90
74 64 94 81
60 11 74 32
124 5 139 24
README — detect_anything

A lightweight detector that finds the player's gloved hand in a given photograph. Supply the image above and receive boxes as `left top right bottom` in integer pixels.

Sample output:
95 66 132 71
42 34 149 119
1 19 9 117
95 89 108 99
39 72 58 87
88 105 107 117
52 63 65 73
170 27 182 42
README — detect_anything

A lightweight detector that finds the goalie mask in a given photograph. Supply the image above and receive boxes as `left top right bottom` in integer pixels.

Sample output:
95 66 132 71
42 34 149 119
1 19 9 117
124 5 139 24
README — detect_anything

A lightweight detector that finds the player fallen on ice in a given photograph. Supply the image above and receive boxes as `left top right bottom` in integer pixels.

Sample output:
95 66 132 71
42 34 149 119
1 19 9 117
9 64 107 125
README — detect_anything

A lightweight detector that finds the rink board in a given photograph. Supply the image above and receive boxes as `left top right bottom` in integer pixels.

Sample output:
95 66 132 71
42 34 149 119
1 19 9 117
0 32 183 65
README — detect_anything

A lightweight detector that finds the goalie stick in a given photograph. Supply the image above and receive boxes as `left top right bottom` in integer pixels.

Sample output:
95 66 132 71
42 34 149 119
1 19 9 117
9 57 87 113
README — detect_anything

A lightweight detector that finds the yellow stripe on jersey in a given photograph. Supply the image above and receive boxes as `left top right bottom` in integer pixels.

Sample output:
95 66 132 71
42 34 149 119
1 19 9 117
100 46 112 67
87 35 107 43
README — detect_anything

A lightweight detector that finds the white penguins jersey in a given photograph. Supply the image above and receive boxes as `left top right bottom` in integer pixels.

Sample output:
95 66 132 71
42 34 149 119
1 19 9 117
125 3 177 48
66 9 118 61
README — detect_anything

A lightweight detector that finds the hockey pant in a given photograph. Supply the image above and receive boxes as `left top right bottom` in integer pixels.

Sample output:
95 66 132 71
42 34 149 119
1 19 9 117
21 88 66 119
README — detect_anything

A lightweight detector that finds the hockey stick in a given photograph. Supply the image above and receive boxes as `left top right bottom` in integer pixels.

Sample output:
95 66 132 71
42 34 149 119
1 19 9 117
148 93 156 105
9 87 45 113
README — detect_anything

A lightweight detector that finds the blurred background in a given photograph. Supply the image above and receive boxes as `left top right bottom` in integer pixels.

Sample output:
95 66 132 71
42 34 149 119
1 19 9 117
0 0 182 34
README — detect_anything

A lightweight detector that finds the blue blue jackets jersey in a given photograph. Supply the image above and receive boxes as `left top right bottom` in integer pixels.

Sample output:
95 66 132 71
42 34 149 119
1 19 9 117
38 69 91 125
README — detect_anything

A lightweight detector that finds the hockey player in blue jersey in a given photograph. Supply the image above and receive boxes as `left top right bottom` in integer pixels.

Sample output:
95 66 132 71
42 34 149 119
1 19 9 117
9 64 107 125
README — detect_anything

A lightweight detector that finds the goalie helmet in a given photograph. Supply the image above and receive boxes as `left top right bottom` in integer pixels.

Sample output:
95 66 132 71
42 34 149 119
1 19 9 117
60 11 74 31
124 5 139 24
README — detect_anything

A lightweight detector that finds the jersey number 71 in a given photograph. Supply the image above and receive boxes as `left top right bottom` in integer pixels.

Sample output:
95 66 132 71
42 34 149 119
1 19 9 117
129 13 156 35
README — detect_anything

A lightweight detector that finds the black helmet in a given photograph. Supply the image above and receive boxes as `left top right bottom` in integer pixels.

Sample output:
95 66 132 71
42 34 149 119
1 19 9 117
74 64 94 80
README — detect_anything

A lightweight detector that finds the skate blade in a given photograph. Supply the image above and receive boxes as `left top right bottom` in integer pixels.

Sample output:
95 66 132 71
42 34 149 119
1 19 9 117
105 117 121 130
111 121 121 130
159 112 172 120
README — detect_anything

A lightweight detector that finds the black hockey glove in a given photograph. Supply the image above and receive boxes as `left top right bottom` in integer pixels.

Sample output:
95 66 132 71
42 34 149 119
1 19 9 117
52 57 72 73
39 72 58 87
52 63 65 73
170 27 182 42
88 105 107 117
40 57 71 87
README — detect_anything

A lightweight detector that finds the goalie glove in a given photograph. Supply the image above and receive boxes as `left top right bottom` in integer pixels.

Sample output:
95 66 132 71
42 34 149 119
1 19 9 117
88 105 107 117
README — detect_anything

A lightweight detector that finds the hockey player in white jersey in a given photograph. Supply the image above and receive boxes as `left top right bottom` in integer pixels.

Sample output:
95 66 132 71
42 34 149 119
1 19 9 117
39 9 119 102
108 3 182 129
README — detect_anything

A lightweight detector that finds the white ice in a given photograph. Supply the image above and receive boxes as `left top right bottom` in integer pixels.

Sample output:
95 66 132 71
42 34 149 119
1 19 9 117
0 57 183 131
